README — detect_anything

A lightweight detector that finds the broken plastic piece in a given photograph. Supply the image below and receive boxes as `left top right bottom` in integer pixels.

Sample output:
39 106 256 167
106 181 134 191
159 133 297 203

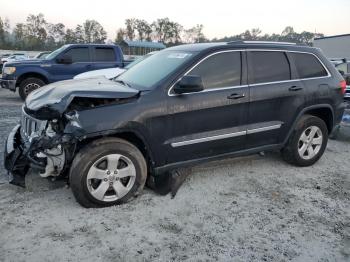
150 168 191 198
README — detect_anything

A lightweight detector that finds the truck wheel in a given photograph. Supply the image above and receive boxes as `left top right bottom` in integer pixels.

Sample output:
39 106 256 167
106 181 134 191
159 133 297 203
69 138 147 208
282 115 328 167
19 77 45 100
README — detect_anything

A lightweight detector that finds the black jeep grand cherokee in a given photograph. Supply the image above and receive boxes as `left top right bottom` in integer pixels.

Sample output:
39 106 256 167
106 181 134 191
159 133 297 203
4 41 346 207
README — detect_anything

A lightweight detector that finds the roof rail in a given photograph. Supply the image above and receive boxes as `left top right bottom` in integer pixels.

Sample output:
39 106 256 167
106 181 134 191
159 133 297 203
227 40 299 45
226 40 244 44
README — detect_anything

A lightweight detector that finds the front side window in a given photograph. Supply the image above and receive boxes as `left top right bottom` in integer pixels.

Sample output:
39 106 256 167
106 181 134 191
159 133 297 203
46 45 68 60
250 51 291 84
95 47 115 62
64 47 90 63
291 53 328 79
188 51 241 89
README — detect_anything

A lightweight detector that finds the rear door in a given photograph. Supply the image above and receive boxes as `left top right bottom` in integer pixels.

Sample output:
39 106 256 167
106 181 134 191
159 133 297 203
50 46 92 81
166 50 249 163
92 46 123 71
247 50 305 148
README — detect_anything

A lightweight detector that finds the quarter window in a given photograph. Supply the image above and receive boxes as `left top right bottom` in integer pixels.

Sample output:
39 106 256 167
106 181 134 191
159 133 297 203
188 52 241 89
291 53 328 78
64 47 90 63
250 51 291 84
95 47 115 62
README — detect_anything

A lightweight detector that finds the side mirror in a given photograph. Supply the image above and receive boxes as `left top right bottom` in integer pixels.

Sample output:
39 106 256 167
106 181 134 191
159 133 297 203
338 70 345 76
173 75 204 94
57 54 72 64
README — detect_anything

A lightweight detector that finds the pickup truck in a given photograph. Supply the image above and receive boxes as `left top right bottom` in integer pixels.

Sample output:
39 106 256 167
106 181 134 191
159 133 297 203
0 44 127 100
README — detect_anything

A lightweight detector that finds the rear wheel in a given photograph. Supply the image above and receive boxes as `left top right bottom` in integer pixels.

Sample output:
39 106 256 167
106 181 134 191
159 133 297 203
282 115 328 166
69 138 147 208
19 77 45 100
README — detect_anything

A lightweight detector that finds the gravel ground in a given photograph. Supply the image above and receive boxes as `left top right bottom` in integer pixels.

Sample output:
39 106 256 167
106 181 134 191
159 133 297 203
0 88 349 262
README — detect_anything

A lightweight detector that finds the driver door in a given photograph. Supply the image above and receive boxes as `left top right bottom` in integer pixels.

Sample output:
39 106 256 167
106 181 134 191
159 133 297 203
166 51 249 164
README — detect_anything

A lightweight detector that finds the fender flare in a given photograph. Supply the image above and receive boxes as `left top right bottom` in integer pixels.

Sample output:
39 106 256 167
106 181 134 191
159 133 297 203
74 126 157 170
283 104 334 145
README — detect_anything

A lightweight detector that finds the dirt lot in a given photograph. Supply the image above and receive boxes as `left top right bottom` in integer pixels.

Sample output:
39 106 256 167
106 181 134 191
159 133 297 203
0 88 349 262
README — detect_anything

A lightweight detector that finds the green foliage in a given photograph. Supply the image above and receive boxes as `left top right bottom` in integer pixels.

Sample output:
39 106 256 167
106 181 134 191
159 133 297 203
1 14 108 51
212 27 324 46
0 13 324 51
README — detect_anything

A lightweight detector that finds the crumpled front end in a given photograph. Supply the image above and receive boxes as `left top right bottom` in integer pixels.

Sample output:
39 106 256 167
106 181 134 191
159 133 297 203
4 78 141 187
4 106 77 187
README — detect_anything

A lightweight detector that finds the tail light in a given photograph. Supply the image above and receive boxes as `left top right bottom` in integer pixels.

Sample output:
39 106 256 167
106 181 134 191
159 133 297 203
340 80 346 94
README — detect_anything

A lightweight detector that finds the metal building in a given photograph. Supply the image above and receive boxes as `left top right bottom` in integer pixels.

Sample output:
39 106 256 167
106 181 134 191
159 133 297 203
120 40 166 56
313 34 350 60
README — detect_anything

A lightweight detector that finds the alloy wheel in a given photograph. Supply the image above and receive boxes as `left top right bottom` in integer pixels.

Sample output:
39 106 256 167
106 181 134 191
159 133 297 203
297 126 323 160
86 154 136 202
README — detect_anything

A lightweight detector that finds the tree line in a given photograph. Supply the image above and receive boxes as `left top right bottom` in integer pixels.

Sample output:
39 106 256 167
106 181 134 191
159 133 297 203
213 27 324 46
0 14 107 50
0 13 324 51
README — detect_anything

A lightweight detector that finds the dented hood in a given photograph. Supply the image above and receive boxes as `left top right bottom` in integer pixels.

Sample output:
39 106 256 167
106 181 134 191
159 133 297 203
25 77 139 114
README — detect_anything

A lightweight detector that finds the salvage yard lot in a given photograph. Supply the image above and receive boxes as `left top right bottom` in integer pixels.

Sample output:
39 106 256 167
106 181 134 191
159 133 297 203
0 88 349 262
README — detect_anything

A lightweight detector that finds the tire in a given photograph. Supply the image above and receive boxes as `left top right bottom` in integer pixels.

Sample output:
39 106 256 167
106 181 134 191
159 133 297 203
19 77 45 100
69 138 147 208
282 115 328 167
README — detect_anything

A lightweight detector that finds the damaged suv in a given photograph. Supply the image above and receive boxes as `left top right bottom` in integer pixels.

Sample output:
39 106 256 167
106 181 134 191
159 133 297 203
4 41 346 207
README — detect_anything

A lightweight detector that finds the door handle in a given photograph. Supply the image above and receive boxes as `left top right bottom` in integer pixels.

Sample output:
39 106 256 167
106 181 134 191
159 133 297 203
86 64 92 69
227 93 245 99
289 85 303 91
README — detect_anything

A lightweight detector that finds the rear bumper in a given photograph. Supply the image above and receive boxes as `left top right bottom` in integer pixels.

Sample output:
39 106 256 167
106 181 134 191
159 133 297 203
0 78 16 91
345 86 350 101
333 102 348 130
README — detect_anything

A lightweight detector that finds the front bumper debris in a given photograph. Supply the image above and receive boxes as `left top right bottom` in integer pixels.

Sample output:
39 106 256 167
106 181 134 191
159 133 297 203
4 125 28 187
0 78 16 91
4 124 49 187
4 122 77 187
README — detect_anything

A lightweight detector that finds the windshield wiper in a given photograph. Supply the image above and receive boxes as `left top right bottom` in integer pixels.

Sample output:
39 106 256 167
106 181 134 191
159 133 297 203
115 79 130 87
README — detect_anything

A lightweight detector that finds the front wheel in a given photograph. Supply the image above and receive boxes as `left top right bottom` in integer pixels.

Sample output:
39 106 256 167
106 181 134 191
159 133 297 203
18 77 45 100
69 138 147 208
282 115 328 167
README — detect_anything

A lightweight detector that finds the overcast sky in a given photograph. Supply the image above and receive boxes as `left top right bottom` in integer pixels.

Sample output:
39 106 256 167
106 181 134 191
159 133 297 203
0 0 349 40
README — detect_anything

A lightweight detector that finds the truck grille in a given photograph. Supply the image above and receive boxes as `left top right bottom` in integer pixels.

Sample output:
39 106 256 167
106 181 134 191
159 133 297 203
21 106 47 139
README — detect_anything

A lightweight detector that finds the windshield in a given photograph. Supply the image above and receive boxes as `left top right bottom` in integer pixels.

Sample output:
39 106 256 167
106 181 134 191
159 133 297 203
124 52 154 69
116 50 196 90
46 45 68 60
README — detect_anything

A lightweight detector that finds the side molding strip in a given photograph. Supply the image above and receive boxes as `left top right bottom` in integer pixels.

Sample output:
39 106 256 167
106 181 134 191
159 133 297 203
171 124 282 147
247 124 282 134
171 131 246 147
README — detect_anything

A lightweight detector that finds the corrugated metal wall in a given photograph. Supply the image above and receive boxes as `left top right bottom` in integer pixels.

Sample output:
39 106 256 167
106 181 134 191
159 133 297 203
314 35 350 59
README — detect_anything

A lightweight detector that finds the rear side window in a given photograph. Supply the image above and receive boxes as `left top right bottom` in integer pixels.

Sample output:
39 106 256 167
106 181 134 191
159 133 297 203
95 47 116 62
250 51 291 84
64 47 90 62
291 53 328 79
188 51 241 89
